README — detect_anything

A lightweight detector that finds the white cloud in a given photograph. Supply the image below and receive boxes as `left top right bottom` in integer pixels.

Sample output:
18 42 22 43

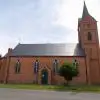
0 0 100 55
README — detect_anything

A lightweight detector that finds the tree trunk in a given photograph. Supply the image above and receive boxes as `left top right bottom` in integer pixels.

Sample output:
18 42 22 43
66 80 69 86
64 80 69 86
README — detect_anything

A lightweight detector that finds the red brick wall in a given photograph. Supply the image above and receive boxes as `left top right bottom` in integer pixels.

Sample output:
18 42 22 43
5 56 87 84
0 58 7 83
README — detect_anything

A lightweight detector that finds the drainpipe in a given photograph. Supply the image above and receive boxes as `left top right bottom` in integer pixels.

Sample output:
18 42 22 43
85 56 88 84
5 48 12 84
5 57 11 84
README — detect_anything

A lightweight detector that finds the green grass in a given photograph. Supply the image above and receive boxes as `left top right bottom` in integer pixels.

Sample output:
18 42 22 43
0 84 100 93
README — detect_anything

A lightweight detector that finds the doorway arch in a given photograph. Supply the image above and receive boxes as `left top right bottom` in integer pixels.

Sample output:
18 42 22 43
41 69 48 84
38 65 51 84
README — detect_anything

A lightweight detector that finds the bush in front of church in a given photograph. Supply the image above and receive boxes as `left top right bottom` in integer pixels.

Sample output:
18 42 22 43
59 62 79 85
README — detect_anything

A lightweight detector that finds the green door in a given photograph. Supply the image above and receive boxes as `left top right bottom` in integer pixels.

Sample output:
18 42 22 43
41 69 48 84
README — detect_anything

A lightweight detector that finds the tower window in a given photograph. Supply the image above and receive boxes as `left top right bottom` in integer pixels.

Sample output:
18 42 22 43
88 32 92 40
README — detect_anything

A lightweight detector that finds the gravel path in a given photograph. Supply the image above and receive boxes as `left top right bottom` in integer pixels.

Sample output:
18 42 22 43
0 88 100 100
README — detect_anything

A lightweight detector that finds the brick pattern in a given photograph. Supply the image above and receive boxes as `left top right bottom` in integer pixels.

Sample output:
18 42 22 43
0 56 87 84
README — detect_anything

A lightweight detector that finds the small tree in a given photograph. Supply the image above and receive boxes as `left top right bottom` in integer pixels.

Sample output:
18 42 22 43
59 62 79 85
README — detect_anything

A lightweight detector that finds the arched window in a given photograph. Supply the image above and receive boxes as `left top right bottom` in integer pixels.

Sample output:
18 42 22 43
34 59 39 74
72 59 79 77
15 59 21 74
53 59 59 74
88 32 92 40
72 59 79 68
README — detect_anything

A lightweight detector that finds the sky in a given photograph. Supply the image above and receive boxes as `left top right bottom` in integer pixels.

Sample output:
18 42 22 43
0 0 100 56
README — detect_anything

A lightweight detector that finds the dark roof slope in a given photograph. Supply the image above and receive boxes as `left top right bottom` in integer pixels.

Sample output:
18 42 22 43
10 43 85 57
82 1 96 21
82 1 90 19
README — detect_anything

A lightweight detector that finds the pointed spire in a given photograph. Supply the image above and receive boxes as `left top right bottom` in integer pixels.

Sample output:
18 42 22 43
82 1 90 19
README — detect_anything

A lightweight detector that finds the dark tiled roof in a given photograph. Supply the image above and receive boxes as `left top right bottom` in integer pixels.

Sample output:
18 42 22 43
10 43 85 57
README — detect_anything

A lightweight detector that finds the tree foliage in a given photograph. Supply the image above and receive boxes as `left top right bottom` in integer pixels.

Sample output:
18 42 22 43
59 62 79 85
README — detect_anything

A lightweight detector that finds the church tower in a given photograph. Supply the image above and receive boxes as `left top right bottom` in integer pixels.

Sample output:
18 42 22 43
78 2 100 84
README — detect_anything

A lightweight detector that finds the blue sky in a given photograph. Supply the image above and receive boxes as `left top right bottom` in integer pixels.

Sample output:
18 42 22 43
0 0 100 55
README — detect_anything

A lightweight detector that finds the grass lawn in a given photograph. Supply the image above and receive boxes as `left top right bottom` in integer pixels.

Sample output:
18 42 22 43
0 84 100 93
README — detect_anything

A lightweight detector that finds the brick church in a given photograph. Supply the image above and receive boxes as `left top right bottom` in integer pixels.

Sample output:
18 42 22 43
0 2 100 85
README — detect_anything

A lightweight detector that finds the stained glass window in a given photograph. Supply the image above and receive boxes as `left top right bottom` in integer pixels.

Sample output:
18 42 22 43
15 59 21 74
34 59 39 74
72 59 79 68
53 59 59 74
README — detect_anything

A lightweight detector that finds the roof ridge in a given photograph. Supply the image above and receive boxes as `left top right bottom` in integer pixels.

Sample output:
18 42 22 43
17 43 79 45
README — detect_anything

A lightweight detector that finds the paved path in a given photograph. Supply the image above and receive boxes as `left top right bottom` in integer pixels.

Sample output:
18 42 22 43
0 88 100 100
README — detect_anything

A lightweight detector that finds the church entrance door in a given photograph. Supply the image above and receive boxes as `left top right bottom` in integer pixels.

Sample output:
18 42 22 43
41 69 48 84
